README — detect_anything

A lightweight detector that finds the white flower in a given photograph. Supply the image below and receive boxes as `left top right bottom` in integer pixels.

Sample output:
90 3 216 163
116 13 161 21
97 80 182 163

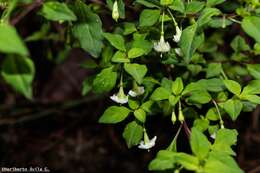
210 132 217 139
173 25 182 43
174 48 183 56
138 136 157 150
110 86 128 104
112 0 119 22
128 86 145 97
153 35 171 53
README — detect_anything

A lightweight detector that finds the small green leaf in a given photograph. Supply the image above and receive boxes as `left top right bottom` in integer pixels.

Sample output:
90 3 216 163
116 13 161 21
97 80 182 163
172 77 184 95
111 51 129 63
99 106 131 124
124 63 147 84
204 151 244 173
242 16 260 43
123 121 143 148
190 127 211 159
186 90 212 104
212 129 238 156
0 23 29 56
241 80 260 95
223 80 241 95
185 1 205 14
134 108 146 123
231 36 250 52
139 9 160 27
151 87 171 101
149 150 177 171
180 23 202 63
223 99 243 121
247 64 260 79
207 0 225 6
175 153 200 171
197 8 221 27
128 48 146 59
2 56 35 99
103 33 126 51
41 2 77 21
169 0 185 13
206 63 222 78
93 67 117 93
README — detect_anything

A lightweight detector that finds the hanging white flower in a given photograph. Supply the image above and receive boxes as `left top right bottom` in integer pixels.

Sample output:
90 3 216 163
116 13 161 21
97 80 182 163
138 136 157 150
112 0 119 22
153 35 171 53
138 129 157 151
173 25 182 43
110 86 128 104
210 132 217 139
128 86 145 97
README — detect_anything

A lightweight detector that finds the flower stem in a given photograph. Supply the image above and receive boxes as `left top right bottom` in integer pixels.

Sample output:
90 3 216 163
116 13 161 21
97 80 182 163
213 100 225 129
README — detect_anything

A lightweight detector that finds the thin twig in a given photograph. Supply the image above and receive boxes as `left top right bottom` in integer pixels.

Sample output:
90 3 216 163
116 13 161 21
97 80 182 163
10 0 43 26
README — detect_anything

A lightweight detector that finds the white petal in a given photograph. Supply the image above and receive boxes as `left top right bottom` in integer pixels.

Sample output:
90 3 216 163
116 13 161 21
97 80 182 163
110 94 128 104
138 136 157 150
175 48 183 56
210 132 217 139
153 36 171 53
128 90 137 97
173 27 182 43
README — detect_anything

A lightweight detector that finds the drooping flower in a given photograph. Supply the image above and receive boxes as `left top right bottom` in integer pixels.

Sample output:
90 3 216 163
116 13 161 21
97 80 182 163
153 35 171 53
138 129 157 151
173 25 182 43
178 102 185 123
112 0 119 22
128 83 145 97
110 86 128 104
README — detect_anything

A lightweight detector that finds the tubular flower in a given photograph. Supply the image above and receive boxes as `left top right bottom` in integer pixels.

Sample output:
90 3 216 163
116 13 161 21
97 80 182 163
173 25 182 43
138 129 157 151
112 0 119 22
110 86 128 104
128 85 145 97
153 35 171 53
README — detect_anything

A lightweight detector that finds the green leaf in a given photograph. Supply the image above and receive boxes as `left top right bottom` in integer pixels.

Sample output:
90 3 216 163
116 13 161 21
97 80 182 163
103 33 126 51
241 94 260 104
82 77 93 95
123 121 143 148
123 22 137 35
197 78 225 92
223 99 243 121
111 51 129 63
0 23 29 56
186 90 212 104
179 23 199 63
207 0 225 6
128 48 146 59
242 16 260 43
124 63 147 84
223 80 241 95
231 36 250 52
151 87 171 101
242 80 260 95
93 67 117 93
99 106 131 124
149 150 177 171
206 63 222 78
2 56 35 99
141 100 154 113
206 108 219 121
41 2 77 21
175 153 200 171
169 0 185 13
193 118 210 131
212 129 238 156
139 9 160 27
160 0 173 6
71 2 103 58
190 127 211 159
185 1 205 14
197 8 221 27
134 108 146 123
204 151 244 173
247 64 260 79
172 77 184 95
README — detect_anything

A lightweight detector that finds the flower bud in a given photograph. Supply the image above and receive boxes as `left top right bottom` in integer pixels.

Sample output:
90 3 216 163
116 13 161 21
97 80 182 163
171 110 177 125
112 0 119 22
178 102 185 123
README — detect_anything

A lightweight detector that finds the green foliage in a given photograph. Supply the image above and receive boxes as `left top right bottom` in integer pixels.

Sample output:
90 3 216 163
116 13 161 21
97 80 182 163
1 0 259 172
